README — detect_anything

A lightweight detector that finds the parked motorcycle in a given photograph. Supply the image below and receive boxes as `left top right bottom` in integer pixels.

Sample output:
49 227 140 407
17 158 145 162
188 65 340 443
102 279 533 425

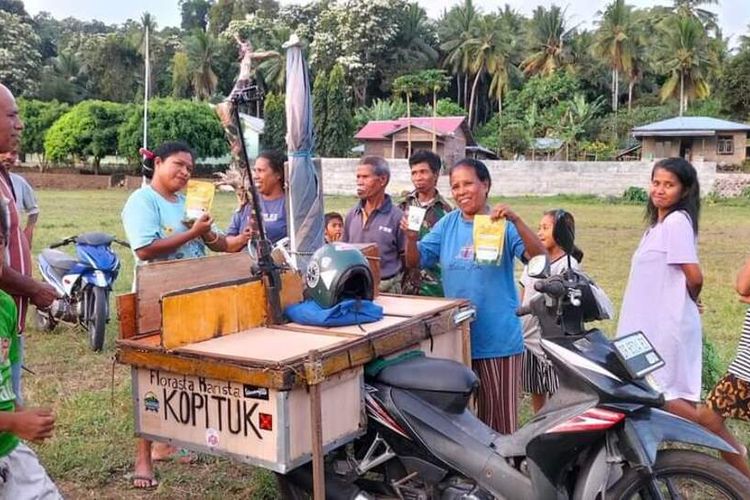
278 212 750 499
36 232 129 351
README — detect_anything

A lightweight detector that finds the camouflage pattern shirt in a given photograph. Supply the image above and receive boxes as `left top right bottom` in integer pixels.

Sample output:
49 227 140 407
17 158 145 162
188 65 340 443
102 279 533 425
398 190 453 297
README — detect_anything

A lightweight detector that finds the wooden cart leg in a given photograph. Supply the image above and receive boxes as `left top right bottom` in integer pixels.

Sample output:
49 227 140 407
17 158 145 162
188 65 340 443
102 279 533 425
305 350 326 500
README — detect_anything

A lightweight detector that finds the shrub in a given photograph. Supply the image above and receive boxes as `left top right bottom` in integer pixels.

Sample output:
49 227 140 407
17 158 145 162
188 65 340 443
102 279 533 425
622 186 648 203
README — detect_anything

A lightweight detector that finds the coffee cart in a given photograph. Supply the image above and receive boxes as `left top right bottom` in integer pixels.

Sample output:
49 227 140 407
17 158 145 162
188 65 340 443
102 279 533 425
116 249 473 497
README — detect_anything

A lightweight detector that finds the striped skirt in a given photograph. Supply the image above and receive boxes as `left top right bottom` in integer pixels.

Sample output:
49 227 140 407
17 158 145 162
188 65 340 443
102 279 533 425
522 349 560 396
472 354 523 435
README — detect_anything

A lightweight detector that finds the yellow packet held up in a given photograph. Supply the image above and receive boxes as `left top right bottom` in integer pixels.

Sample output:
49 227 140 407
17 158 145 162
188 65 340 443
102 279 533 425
473 215 506 265
184 180 216 221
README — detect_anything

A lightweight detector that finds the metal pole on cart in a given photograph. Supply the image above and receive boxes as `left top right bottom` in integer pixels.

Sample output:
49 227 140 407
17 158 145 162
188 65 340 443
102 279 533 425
230 93 285 324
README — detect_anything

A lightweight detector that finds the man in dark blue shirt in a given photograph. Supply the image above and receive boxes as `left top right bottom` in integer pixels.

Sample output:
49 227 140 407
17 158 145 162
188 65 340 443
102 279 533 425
342 156 405 293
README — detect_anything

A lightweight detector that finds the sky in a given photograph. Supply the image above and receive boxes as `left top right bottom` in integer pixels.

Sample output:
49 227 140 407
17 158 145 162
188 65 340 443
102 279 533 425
22 0 750 47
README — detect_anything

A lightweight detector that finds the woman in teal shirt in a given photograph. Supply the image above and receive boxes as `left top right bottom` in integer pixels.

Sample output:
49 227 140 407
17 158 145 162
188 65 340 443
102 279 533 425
122 141 228 488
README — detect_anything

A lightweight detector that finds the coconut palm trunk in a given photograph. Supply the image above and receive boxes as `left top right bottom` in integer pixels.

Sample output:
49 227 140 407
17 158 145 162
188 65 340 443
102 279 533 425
679 71 685 116
468 70 481 130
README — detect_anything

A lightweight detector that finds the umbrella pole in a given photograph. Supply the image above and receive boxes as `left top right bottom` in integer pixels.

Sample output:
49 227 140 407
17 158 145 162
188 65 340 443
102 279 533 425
231 98 284 324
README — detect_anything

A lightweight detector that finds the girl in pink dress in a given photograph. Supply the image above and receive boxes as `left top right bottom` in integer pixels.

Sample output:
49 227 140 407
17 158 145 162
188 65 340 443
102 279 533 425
617 157 703 422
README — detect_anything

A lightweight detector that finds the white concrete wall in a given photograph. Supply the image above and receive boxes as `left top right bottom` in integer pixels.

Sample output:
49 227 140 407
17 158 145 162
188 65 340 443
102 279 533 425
320 159 718 198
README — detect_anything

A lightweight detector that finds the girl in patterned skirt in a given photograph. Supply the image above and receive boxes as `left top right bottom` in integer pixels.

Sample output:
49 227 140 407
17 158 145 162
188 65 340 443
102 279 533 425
698 256 750 479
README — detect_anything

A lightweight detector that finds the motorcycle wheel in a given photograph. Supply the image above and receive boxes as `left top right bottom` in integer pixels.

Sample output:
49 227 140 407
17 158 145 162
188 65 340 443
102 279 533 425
35 308 57 332
87 287 108 352
608 449 750 499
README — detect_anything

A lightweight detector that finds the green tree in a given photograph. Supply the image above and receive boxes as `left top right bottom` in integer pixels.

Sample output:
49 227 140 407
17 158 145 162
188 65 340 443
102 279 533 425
353 98 407 130
382 3 438 90
593 0 637 112
17 99 70 169
658 16 712 115
35 51 88 103
521 5 573 77
439 0 479 111
44 100 129 173
312 70 328 152
310 0 403 105
118 98 228 162
80 33 142 102
462 14 515 127
430 98 467 117
720 50 750 121
0 0 29 18
187 31 219 100
172 52 192 98
0 11 42 96
322 64 353 157
179 0 212 32
498 121 531 159
261 92 286 152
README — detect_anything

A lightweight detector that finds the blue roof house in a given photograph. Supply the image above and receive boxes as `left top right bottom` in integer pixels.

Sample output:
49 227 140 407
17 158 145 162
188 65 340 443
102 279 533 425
632 116 750 165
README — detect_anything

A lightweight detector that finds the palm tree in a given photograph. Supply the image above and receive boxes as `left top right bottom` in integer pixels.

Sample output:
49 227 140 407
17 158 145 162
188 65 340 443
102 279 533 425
254 25 288 94
658 16 712 115
592 0 636 112
417 69 450 152
390 4 439 72
521 5 574 76
393 73 421 157
439 0 479 110
463 14 512 129
673 0 719 33
187 31 219 101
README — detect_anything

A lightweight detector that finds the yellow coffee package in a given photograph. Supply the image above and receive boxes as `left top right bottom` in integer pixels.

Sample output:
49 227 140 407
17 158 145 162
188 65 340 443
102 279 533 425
184 180 216 221
473 215 506 265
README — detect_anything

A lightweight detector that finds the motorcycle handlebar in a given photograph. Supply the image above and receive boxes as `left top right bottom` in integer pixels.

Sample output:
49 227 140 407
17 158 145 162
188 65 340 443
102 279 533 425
534 278 566 297
49 237 75 248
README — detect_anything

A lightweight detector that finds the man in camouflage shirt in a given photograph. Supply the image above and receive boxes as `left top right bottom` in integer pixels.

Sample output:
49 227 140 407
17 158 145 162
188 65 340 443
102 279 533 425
399 150 452 296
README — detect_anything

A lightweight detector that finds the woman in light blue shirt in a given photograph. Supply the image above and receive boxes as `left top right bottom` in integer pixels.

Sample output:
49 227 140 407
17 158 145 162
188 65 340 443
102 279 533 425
121 140 226 489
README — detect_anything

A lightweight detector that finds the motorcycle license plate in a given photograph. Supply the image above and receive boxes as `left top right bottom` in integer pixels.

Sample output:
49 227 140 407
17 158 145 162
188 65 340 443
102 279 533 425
612 331 665 379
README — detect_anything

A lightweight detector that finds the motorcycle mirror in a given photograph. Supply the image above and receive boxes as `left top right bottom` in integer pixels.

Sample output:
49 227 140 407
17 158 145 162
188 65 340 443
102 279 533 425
527 255 550 279
552 209 576 256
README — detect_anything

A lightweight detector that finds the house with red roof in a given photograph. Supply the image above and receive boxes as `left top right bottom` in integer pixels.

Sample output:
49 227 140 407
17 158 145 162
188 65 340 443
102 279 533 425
354 116 495 166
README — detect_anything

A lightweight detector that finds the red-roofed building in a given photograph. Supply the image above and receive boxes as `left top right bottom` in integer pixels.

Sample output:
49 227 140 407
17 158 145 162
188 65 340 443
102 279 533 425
354 116 493 165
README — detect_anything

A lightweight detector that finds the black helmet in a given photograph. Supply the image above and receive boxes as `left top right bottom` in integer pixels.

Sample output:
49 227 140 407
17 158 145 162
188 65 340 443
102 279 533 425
305 243 374 309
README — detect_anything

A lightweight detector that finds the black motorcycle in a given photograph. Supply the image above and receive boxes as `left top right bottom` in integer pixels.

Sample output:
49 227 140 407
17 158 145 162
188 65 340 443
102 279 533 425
279 212 750 499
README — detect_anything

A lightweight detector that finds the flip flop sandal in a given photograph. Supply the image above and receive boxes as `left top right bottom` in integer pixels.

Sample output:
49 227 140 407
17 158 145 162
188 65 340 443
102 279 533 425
132 474 159 489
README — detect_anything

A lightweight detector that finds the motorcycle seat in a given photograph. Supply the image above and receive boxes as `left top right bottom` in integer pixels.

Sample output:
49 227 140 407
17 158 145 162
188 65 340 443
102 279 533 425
77 232 113 246
41 249 78 275
376 357 479 395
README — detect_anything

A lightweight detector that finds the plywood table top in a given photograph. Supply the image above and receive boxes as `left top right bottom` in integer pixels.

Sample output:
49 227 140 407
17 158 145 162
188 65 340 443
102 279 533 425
175 327 349 364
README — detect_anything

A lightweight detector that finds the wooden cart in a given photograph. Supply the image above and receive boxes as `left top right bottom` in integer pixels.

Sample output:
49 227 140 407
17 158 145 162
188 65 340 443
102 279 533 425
116 251 473 496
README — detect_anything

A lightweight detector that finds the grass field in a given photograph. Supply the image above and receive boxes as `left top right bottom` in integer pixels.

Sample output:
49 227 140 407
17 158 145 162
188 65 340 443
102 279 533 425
19 189 750 498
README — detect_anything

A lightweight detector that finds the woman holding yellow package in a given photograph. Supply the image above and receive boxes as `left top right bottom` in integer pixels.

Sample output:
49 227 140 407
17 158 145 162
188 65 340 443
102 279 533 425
122 140 231 488
402 158 545 435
